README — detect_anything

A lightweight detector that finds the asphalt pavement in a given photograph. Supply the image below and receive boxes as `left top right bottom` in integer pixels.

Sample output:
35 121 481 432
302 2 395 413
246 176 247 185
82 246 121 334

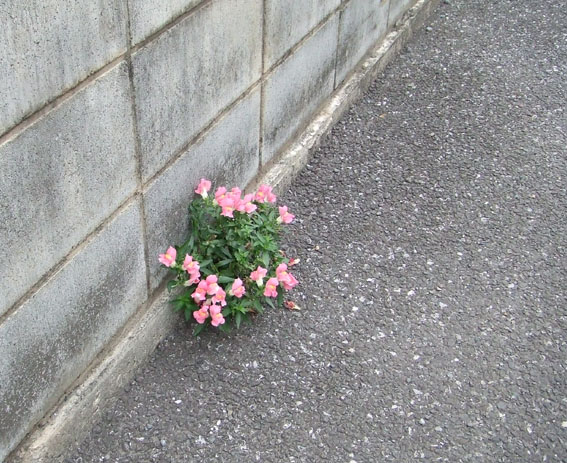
68 0 567 461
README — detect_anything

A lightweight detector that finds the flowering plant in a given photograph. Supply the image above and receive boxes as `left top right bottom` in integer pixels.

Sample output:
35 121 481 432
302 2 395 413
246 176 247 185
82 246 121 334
159 179 299 335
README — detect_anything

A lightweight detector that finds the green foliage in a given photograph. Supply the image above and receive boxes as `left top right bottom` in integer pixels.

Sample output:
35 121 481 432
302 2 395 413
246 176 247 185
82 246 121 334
160 183 298 335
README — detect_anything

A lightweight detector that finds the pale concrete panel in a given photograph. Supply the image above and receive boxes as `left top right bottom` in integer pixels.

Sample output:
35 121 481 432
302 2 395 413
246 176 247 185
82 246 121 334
0 63 138 317
264 0 341 70
389 0 418 26
127 0 203 45
0 201 147 461
262 17 339 164
336 0 390 85
144 89 260 291
132 0 262 181
0 0 127 135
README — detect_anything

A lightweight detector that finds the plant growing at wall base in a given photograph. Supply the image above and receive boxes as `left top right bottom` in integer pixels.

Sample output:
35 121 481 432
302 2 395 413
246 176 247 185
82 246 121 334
158 179 299 335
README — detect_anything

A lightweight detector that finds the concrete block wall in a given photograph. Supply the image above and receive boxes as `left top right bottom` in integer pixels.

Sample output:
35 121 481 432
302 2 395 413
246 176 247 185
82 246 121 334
0 0 418 459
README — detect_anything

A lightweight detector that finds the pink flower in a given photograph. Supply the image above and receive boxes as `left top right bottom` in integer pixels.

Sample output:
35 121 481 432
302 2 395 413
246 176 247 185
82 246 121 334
210 305 225 327
212 287 227 307
250 266 268 286
195 178 211 198
277 206 294 224
245 201 257 214
255 184 276 203
193 306 209 324
229 278 246 298
185 272 200 286
276 263 288 279
191 280 208 303
235 193 251 213
264 277 279 298
205 275 219 295
214 186 227 204
158 246 177 267
281 272 298 291
275 263 298 290
182 255 200 274
219 196 235 218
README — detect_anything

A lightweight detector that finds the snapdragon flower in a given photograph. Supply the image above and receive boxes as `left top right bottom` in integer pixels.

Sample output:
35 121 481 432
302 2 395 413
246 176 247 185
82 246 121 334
159 246 177 267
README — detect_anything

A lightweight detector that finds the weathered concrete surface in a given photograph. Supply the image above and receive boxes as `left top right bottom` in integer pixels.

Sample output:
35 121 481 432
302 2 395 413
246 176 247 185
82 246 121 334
144 89 260 292
262 16 338 165
127 0 203 45
0 0 127 135
336 0 390 85
66 0 566 461
7 291 179 463
389 0 418 25
132 0 262 181
0 201 147 462
263 0 340 70
0 62 137 317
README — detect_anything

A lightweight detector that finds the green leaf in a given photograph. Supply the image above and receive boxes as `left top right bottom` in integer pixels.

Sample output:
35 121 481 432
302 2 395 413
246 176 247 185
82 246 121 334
186 234 195 252
235 312 242 329
172 299 184 312
217 258 234 268
265 298 275 310
252 300 264 314
184 307 193 321
193 323 206 336
261 252 270 268
167 279 178 293
218 275 234 284
220 247 232 259
218 323 231 333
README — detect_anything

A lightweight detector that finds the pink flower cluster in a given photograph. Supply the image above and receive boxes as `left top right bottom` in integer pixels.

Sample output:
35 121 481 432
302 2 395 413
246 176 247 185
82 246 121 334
189 274 251 326
158 248 300 325
157 179 299 329
190 275 226 326
193 304 225 327
196 179 295 224
214 186 257 218
182 255 200 285
255 184 276 204
249 264 298 298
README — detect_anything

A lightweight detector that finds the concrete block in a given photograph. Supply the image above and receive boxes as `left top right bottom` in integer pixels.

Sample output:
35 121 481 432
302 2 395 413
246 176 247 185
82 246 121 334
144 89 260 291
264 0 341 70
0 201 147 462
389 0 418 26
8 291 180 463
336 0 390 85
127 0 203 45
0 0 127 135
262 16 338 164
132 0 262 181
0 63 138 317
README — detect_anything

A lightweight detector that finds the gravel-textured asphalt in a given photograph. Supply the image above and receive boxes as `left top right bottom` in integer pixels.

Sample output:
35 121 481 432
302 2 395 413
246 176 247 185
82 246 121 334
69 0 566 461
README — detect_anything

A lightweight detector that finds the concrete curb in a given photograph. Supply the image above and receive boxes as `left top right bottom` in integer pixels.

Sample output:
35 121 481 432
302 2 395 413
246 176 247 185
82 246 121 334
8 0 438 460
